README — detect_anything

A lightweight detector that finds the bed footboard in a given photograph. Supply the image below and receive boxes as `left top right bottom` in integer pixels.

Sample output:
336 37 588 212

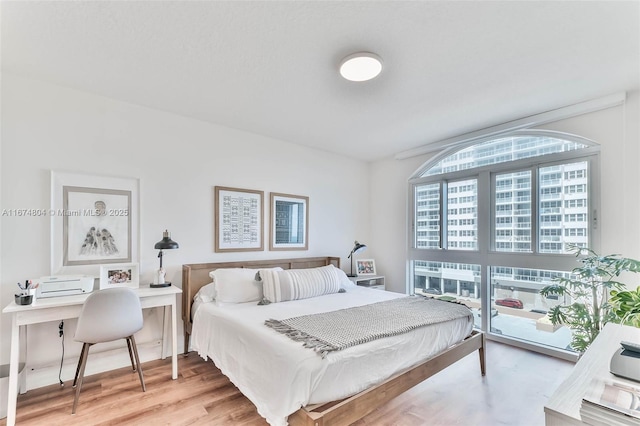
289 330 486 426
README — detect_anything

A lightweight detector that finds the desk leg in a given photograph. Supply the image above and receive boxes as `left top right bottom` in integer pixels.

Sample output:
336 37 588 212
19 325 27 394
171 300 178 380
7 315 19 426
161 306 169 360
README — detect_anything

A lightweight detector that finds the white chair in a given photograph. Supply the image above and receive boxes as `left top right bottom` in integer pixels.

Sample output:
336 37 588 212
72 287 146 414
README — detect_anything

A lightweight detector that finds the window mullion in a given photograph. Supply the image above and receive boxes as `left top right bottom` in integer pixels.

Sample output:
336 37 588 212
441 181 448 249
531 166 539 254
477 171 491 255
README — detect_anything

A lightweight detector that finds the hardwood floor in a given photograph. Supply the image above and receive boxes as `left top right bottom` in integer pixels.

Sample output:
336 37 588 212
2 341 573 425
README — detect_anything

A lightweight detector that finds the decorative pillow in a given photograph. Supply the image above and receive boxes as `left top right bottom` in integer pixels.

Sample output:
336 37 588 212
259 265 342 303
208 267 283 304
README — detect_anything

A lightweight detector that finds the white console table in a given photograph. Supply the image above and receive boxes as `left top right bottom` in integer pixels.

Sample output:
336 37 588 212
2 285 182 426
544 323 640 425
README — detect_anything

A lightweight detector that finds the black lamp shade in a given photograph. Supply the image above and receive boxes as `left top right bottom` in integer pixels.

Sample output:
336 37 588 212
347 240 367 277
155 230 179 250
351 241 366 255
151 230 179 288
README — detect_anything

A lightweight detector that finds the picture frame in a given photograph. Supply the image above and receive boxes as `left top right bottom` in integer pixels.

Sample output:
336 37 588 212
214 186 264 252
99 263 139 289
270 192 309 251
356 259 376 276
51 171 139 276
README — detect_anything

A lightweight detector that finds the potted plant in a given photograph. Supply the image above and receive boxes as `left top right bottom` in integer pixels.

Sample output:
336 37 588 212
610 286 640 328
540 245 640 352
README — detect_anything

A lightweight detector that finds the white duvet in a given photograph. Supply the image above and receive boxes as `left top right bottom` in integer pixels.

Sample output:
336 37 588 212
191 286 472 426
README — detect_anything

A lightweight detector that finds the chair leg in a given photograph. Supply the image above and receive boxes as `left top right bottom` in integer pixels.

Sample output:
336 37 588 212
126 337 136 372
72 343 91 414
128 335 146 392
72 343 87 388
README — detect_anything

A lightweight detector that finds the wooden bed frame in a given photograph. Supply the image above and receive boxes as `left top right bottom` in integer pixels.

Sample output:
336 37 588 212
182 256 486 426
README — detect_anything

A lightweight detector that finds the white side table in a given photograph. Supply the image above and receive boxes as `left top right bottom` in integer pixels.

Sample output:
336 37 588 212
348 275 385 290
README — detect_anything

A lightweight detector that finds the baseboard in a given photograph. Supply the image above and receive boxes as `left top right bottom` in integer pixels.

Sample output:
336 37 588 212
24 339 163 391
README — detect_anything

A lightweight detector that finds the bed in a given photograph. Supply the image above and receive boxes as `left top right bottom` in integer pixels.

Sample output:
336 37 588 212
182 256 485 426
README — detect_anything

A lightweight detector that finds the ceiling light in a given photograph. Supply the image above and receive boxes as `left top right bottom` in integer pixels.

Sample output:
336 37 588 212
339 52 383 82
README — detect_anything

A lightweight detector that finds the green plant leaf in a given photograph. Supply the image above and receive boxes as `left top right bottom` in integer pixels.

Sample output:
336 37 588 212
540 246 640 350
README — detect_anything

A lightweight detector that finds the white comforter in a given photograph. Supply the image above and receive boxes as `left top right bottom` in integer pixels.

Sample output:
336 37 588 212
191 286 472 426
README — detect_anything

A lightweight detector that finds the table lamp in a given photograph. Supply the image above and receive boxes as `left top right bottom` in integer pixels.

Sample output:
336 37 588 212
151 230 179 288
347 240 367 277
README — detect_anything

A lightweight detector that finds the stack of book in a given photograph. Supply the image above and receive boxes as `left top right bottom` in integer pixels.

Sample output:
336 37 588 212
580 377 640 426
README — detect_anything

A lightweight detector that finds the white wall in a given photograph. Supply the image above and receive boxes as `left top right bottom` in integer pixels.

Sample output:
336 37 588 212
0 74 371 386
372 91 640 293
4 73 638 389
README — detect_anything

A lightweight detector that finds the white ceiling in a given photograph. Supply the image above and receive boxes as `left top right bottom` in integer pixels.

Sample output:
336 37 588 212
2 1 639 162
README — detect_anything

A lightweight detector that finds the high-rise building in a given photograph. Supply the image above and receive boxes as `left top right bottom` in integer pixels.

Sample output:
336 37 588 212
414 136 588 299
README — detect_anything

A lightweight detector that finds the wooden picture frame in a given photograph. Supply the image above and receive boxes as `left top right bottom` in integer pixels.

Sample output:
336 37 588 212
99 263 139 289
214 186 264 252
51 171 139 276
269 193 309 251
356 259 376 276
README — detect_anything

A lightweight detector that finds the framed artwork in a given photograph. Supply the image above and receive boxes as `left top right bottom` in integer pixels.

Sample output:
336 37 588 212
356 259 376 276
99 263 139 289
269 192 308 251
214 186 264 252
51 171 139 275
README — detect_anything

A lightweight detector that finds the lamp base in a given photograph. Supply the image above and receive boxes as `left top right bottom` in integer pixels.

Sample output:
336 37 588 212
150 282 172 288
346 274 357 278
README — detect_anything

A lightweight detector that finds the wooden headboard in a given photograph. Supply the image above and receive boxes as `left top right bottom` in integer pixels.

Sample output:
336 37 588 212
181 256 340 354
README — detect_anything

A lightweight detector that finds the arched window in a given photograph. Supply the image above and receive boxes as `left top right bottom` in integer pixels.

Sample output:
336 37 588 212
408 130 599 359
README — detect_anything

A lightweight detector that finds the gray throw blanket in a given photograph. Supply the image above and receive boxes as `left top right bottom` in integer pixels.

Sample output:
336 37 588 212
264 296 472 358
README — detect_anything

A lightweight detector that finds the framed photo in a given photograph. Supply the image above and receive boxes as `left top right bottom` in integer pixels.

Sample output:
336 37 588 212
99 263 139 289
356 259 376 276
269 193 309 251
51 171 139 275
214 186 264 252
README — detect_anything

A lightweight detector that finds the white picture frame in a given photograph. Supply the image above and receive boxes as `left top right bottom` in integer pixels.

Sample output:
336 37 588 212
269 192 309 251
99 263 140 289
356 259 376 276
51 171 139 276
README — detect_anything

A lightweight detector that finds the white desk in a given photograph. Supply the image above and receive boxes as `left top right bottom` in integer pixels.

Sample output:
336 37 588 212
2 285 182 426
544 323 640 425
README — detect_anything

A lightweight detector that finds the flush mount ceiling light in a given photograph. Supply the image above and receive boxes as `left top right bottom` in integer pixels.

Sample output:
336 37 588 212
339 52 383 82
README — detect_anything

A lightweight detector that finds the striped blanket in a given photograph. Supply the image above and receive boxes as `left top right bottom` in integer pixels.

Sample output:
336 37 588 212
264 296 472 357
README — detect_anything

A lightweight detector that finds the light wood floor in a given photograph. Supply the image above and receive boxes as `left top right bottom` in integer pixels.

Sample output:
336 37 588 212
2 341 573 426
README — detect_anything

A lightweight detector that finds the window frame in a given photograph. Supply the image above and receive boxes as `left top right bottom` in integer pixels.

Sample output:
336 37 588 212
407 131 600 360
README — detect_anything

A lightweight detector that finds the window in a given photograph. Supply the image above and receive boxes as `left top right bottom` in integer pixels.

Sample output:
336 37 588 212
565 213 587 222
565 170 586 179
564 184 586 194
565 199 587 208
410 132 598 357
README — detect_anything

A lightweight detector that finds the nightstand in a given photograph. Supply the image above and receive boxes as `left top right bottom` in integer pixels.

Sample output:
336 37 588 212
348 275 385 290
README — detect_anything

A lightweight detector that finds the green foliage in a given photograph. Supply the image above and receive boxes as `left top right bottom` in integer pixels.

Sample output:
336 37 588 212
539 245 640 352
610 287 640 328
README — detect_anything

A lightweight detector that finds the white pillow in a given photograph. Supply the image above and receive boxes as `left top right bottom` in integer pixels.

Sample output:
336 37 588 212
193 281 216 303
208 267 283 304
259 265 342 303
335 266 357 289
